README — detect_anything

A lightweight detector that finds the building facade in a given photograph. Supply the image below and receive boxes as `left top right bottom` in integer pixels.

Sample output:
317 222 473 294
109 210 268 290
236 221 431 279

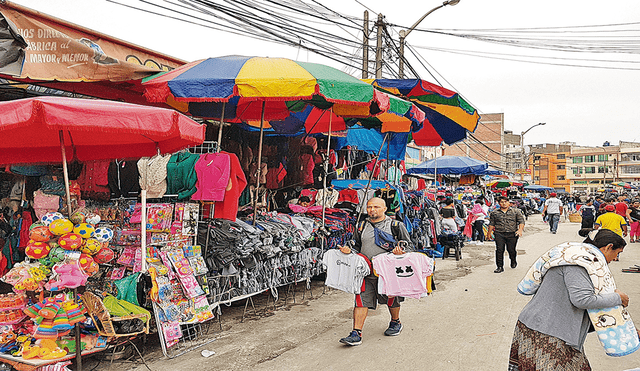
526 143 572 191
443 113 505 171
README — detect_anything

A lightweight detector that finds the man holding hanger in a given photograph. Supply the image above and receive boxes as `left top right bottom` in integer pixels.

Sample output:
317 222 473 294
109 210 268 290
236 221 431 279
337 197 413 346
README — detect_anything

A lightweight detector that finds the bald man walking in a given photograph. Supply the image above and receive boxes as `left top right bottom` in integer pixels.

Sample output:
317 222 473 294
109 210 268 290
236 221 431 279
337 197 413 346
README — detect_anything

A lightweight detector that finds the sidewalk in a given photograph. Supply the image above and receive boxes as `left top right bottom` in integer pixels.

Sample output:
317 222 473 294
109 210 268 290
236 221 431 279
250 216 640 371
127 216 640 371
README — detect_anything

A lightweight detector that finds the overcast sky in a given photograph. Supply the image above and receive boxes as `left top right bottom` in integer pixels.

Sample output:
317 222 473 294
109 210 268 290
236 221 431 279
10 0 640 147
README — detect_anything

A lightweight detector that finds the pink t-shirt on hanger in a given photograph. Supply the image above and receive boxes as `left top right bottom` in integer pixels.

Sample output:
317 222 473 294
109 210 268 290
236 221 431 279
192 153 231 201
372 252 434 299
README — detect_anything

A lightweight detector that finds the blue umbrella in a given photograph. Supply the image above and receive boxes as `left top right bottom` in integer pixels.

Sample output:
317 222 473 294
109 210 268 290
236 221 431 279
407 155 488 175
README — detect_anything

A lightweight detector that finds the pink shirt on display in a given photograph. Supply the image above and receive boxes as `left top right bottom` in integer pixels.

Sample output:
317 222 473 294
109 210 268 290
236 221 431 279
192 153 231 201
372 252 433 299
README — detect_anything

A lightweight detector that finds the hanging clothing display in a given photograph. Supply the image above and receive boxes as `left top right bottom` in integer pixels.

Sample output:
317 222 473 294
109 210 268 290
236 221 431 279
167 152 200 200
138 154 172 198
372 252 434 299
192 152 231 201
214 152 247 221
322 250 370 294
108 160 141 198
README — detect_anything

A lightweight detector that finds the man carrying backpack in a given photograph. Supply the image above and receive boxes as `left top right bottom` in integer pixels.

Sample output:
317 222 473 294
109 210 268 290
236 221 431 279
337 197 412 346
580 199 596 229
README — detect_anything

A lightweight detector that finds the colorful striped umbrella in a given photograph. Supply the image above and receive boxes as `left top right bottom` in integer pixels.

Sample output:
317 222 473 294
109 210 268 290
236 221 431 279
142 56 384 120
367 79 480 146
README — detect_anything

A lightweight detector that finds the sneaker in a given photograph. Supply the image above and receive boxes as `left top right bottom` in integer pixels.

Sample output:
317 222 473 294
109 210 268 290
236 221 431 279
511 261 517 269
339 331 362 346
494 267 504 273
384 320 403 336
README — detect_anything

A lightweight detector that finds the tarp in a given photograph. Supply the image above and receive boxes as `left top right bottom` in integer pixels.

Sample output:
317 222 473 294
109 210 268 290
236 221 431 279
331 179 391 190
407 155 488 175
476 167 503 175
335 124 408 160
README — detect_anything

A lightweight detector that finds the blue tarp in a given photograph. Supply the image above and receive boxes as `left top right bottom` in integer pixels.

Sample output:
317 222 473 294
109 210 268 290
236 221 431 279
524 184 554 191
407 156 488 175
335 124 408 160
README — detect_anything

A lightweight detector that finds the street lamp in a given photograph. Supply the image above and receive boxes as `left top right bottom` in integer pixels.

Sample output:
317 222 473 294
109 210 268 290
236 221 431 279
520 122 546 181
399 0 461 78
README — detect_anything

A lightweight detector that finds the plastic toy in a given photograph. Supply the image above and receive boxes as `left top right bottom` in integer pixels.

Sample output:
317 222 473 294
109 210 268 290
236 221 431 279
45 261 89 291
25 240 51 259
93 227 114 243
73 223 95 239
29 226 54 242
80 238 102 255
48 219 74 235
78 254 99 276
57 233 84 251
41 212 64 226
93 247 115 264
85 214 101 225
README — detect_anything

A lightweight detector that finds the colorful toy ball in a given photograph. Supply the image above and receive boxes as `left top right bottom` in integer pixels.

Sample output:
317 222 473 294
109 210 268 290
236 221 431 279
48 247 66 264
41 212 64 226
73 223 95 239
25 240 51 259
85 214 101 225
29 222 45 231
57 233 84 251
93 247 115 264
93 227 114 243
81 239 102 255
69 210 86 225
29 226 54 242
79 254 99 276
48 219 74 236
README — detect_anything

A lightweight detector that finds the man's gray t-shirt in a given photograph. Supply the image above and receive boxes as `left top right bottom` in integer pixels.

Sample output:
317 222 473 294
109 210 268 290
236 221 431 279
357 217 413 260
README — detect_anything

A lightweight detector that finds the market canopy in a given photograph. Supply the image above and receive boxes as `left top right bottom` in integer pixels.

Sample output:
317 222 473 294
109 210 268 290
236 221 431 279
142 56 388 122
0 96 205 164
368 79 480 146
407 156 488 175
486 179 526 188
524 184 554 191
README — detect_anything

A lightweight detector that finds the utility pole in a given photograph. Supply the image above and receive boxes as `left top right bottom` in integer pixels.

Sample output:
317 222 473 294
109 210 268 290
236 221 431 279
375 13 383 78
362 11 369 79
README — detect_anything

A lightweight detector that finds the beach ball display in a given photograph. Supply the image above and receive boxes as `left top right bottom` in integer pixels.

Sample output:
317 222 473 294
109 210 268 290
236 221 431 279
93 247 115 264
49 219 74 236
41 212 64 226
79 254 99 276
57 233 84 251
29 226 54 242
93 227 114 243
81 238 102 255
85 214 101 225
48 247 66 264
25 241 51 259
73 223 95 239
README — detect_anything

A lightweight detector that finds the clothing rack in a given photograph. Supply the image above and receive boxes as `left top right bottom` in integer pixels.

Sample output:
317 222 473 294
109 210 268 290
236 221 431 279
188 141 218 154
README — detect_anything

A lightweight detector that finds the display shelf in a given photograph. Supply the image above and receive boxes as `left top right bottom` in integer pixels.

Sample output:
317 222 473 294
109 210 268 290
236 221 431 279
0 315 27 325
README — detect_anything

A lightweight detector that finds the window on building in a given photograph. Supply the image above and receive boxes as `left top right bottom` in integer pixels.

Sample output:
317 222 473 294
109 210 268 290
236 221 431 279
573 157 583 163
597 166 609 173
585 155 595 163
534 176 540 181
557 154 565 159
557 175 565 180
585 166 596 173
557 165 565 170
623 166 640 174
534 166 540 171
598 154 608 161
572 167 582 175
539 165 548 170
621 153 640 161
534 156 541 161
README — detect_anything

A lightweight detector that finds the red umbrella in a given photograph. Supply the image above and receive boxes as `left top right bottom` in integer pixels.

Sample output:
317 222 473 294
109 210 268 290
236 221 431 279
0 96 205 164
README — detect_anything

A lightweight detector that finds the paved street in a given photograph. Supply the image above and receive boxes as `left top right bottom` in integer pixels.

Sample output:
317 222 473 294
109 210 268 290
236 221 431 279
128 216 640 371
